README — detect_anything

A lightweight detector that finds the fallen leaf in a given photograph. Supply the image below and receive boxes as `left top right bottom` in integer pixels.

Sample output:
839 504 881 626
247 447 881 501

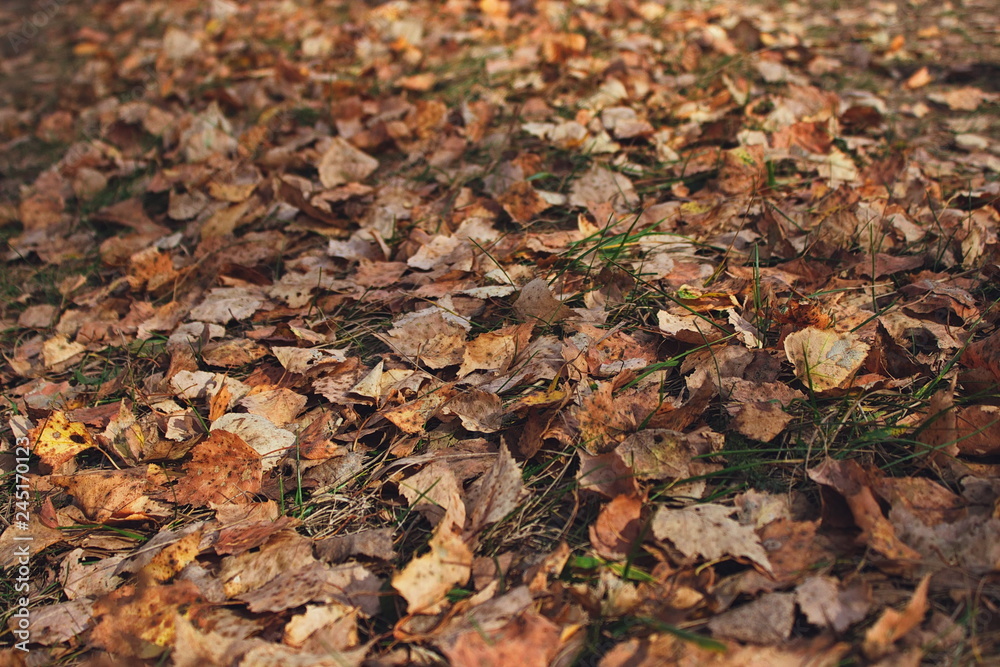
392 521 472 614
784 327 870 391
589 494 643 560
447 611 562 667
318 137 379 188
30 411 97 469
513 279 575 324
379 309 468 368
49 466 168 523
172 430 263 507
652 504 771 572
41 334 87 368
91 581 203 659
237 560 381 616
796 576 872 633
707 592 796 644
210 412 296 472
25 599 93 646
465 443 524 535
496 181 551 226
188 287 266 324
808 458 922 564
862 575 930 660
440 388 504 433
399 461 467 529
141 525 204 583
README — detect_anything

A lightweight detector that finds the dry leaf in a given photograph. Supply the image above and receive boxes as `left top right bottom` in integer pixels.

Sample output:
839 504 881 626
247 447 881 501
707 592 796 644
30 411 97 469
49 466 168 523
172 430 263 507
589 494 643 560
210 413 296 472
465 443 524 535
496 181 551 225
392 522 472 614
91 581 203 659
652 504 771 572
318 137 379 188
796 576 872 633
862 576 930 659
784 327 870 391
808 458 922 564
513 279 575 324
379 309 468 368
447 611 561 667
399 461 467 529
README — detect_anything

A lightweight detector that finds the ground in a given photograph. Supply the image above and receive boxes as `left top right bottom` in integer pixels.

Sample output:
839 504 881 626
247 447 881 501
1 0 1000 665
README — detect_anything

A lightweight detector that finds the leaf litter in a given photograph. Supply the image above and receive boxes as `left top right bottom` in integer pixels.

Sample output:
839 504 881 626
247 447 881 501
1 0 1000 663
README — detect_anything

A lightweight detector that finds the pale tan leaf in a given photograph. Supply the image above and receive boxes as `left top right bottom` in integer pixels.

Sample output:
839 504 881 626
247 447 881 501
783 327 870 392
652 504 771 572
392 522 472 614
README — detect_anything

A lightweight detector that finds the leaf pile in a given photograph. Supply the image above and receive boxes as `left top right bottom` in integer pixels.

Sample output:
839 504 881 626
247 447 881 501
2 0 1000 664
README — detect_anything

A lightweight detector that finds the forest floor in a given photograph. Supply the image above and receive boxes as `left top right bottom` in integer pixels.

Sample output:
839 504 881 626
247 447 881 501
2 0 1000 665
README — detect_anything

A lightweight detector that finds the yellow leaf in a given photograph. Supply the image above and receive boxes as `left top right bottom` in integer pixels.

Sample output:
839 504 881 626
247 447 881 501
31 411 97 468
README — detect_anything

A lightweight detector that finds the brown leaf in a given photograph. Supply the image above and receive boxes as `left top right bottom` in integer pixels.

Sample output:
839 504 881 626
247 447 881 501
200 338 268 368
399 461 466 529
218 530 316 598
214 515 300 556
496 181 551 226
458 324 532 378
465 443 524 535
730 401 795 443
576 449 640 499
383 385 457 434
568 165 638 216
141 525 204 584
172 430 263 507
210 413 296 472
379 309 468 368
614 429 722 487
188 286 266 324
238 560 381 616
807 458 922 564
513 278 575 324
441 388 503 433
717 145 766 196
91 581 203 659
862 575 930 660
49 466 168 523
314 529 396 564
25 599 93 646
318 137 379 188
0 514 64 569
237 387 307 427
963 330 1000 383
590 494 643 560
447 611 561 667
757 518 829 583
600 632 849 666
